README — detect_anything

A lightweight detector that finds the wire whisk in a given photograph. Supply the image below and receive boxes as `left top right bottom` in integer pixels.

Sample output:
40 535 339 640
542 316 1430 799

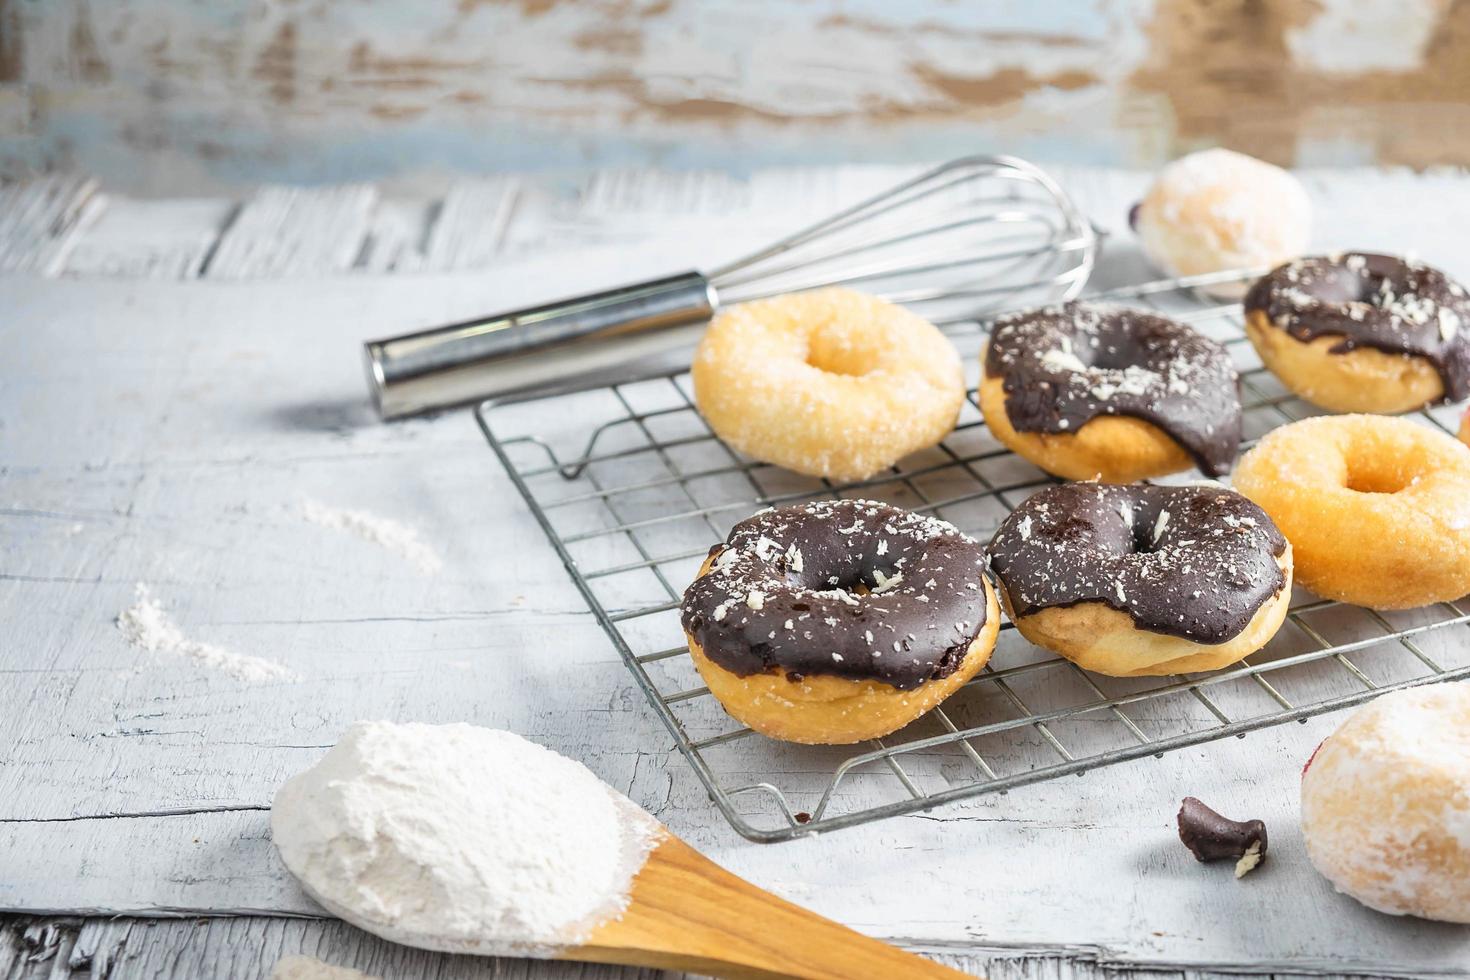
365 155 1099 418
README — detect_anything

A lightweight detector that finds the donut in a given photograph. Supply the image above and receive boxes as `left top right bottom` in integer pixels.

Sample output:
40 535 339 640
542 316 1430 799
1244 253 1470 413
1301 684 1470 924
679 499 999 744
986 482 1292 677
691 288 964 482
1234 415 1470 609
1131 149 1311 299
980 302 1242 482
1461 404 1470 446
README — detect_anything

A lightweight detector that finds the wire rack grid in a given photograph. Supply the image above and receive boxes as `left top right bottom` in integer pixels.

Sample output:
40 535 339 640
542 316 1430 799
475 270 1470 843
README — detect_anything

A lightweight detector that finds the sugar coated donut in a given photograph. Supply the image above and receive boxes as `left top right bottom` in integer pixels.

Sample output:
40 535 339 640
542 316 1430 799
692 288 964 482
1234 415 1470 609
987 483 1292 677
1132 149 1310 299
1301 684 1470 923
680 499 998 744
981 302 1242 481
1244 253 1470 413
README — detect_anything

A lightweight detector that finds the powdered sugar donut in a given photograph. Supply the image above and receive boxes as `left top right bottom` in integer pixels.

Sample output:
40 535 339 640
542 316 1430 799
1132 149 1310 299
692 288 964 482
1301 684 1470 923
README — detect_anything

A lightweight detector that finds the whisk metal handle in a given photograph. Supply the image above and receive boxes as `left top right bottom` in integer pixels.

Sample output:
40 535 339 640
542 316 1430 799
364 271 717 419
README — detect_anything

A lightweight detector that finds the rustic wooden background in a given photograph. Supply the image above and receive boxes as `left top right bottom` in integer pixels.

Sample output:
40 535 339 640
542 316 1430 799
3 0 1470 194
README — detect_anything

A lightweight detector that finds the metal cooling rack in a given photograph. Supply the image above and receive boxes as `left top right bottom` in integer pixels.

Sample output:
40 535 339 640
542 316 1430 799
475 269 1470 843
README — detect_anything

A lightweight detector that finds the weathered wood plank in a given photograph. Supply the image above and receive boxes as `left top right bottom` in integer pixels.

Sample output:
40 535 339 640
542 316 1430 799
59 197 235 280
418 178 519 273
11 0 1470 195
203 186 378 279
0 177 105 276
0 916 1437 980
352 197 434 275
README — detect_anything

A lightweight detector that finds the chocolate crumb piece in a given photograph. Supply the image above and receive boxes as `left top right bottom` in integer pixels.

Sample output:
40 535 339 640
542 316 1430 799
1177 797 1267 878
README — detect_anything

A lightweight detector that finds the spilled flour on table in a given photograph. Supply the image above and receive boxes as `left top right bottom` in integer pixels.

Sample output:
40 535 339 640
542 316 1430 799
301 499 443 575
117 584 298 683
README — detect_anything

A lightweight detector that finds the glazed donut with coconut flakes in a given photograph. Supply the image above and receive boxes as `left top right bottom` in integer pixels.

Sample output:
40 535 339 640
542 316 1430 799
679 499 999 745
981 302 1242 482
691 288 965 482
987 483 1292 677
1301 684 1470 924
1244 253 1470 414
1234 414 1470 609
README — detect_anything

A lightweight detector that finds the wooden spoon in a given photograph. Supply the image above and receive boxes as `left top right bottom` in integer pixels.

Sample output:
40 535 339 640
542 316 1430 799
567 835 974 979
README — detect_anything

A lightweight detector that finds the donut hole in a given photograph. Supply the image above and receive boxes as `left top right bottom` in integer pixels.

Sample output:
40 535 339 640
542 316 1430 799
797 574 873 597
1130 522 1164 555
1309 267 1375 305
805 322 886 377
1343 456 1418 495
1307 255 1417 311
805 348 872 377
1086 344 1139 372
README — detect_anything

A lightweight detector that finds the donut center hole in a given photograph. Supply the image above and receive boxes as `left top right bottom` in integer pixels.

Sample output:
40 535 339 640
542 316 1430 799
828 576 873 595
1130 521 1164 555
805 325 882 377
1314 264 1397 308
805 346 876 377
1086 344 1136 372
794 577 871 597
1344 459 1416 495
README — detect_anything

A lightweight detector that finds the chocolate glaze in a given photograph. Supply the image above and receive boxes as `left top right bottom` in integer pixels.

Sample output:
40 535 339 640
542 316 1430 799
986 483 1287 645
985 303 1243 477
680 499 990 690
1245 253 1470 402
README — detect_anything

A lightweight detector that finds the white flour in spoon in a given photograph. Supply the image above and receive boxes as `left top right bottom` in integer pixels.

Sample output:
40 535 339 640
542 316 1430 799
271 721 663 958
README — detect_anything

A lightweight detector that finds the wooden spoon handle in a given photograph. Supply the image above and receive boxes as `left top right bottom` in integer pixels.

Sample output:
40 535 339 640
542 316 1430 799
570 836 974 980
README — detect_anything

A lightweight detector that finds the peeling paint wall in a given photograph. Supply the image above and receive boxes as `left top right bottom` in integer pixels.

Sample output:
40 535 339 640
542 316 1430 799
0 0 1467 193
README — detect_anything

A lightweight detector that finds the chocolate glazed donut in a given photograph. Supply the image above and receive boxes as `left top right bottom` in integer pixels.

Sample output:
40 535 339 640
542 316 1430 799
1244 253 1470 413
987 483 1293 677
980 302 1242 482
680 499 1000 744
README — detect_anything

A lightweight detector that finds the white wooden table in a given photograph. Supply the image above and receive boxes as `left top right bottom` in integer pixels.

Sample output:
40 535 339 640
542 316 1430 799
2 165 1469 980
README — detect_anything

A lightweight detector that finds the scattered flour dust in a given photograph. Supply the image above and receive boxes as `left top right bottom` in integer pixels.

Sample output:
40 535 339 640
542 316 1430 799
270 956 379 980
117 584 298 684
271 721 664 959
301 500 443 575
